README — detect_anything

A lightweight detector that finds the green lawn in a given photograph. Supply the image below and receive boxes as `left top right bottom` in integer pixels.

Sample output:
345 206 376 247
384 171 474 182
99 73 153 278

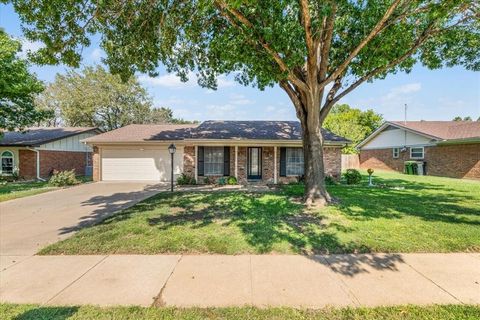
1 304 479 320
0 176 93 202
40 171 480 255
0 181 56 202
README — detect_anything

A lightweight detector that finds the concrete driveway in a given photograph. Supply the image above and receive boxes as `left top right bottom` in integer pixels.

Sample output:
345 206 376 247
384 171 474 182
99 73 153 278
0 182 166 257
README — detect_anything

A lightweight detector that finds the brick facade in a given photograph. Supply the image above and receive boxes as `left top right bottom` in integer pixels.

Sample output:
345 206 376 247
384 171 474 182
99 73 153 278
183 145 343 184
39 150 90 178
19 149 37 180
360 143 480 179
92 146 100 182
18 149 91 180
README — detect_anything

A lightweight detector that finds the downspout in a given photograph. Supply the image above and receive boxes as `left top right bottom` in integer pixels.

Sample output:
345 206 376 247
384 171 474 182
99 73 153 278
27 148 46 181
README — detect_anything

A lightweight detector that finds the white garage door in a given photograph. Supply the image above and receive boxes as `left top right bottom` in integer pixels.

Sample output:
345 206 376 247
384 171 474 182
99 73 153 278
101 147 184 181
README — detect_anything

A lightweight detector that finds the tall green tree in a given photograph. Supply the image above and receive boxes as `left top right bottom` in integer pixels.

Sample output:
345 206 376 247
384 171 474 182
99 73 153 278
8 0 479 205
0 30 49 131
324 104 383 154
36 66 154 131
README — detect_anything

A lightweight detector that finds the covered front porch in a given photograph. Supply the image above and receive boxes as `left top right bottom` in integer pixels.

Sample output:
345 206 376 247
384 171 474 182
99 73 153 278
183 141 340 185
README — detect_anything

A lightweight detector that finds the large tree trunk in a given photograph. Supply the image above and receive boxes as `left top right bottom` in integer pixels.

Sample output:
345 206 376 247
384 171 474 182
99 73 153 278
300 107 332 207
302 122 332 206
290 86 332 207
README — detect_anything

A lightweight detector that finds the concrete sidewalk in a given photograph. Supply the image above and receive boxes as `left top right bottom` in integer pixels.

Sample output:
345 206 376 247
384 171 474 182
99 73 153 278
1 253 479 308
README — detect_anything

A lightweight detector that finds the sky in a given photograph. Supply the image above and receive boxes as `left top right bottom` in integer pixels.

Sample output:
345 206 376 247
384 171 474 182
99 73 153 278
1 3 479 122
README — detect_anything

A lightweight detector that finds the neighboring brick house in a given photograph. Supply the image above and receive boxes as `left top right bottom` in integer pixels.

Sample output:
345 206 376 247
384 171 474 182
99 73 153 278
0 127 100 180
83 121 349 184
357 121 480 179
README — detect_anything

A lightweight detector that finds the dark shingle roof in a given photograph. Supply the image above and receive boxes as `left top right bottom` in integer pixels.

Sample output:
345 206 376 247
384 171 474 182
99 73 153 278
83 121 349 144
190 121 349 142
0 127 99 146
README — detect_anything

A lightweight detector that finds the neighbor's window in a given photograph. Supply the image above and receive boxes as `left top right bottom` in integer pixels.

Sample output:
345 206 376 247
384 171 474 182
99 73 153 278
286 147 304 176
204 147 224 175
392 148 399 158
1 151 14 174
410 147 424 159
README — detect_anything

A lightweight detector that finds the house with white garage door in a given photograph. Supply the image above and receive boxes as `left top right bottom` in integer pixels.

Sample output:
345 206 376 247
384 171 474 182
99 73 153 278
83 121 349 184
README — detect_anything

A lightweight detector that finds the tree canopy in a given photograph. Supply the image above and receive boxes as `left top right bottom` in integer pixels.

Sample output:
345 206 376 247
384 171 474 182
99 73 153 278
324 104 383 154
8 0 479 204
35 65 193 130
0 29 49 131
452 116 475 121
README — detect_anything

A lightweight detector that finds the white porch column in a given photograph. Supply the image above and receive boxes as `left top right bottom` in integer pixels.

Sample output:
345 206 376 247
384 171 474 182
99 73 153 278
274 146 277 184
234 145 238 178
194 145 198 182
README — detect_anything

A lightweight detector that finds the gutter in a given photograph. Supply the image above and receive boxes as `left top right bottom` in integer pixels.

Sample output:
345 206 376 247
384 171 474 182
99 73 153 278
26 147 46 181
437 137 480 145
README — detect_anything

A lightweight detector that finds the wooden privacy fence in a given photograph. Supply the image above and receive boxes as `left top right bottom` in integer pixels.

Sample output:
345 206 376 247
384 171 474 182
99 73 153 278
341 154 360 170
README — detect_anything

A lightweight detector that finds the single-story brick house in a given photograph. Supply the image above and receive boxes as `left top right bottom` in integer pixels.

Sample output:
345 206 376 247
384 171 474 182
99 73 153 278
83 121 349 184
357 121 480 179
0 127 100 180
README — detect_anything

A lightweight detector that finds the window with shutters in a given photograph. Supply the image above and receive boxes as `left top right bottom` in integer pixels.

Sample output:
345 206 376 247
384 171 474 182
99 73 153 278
204 147 224 175
286 148 304 176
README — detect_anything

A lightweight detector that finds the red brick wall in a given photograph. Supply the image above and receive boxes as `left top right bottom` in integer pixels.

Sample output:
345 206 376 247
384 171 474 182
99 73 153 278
360 144 480 179
92 146 100 182
38 150 89 178
19 150 37 180
425 144 480 179
359 148 407 172
183 145 343 184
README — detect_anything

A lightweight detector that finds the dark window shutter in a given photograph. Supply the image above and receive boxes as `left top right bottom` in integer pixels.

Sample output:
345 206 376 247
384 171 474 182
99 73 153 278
197 146 204 176
223 146 230 176
280 147 286 177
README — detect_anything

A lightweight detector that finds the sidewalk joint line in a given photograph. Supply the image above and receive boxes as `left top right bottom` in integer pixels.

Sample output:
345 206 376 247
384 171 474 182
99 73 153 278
405 261 463 304
320 255 361 306
249 255 254 305
44 255 109 305
152 254 183 307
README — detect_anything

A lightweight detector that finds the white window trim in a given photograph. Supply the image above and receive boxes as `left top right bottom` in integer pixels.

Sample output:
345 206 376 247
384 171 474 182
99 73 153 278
1 150 14 175
286 147 304 177
392 148 399 158
204 146 224 176
410 147 425 159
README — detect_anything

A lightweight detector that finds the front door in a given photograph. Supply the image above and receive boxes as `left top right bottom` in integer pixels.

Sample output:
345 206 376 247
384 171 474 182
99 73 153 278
247 147 262 180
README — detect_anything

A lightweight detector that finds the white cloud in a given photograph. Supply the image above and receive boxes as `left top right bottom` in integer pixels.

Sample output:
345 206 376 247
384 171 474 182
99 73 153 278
139 72 236 90
18 39 44 58
217 75 236 88
90 48 104 62
229 93 253 105
382 82 422 101
139 72 197 89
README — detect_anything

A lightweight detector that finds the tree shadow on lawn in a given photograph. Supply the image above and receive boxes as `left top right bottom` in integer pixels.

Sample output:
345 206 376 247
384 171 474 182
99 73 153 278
143 175 479 253
12 306 79 320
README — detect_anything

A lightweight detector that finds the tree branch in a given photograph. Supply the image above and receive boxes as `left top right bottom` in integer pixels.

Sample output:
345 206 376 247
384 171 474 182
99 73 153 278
325 24 436 111
299 0 316 84
214 0 309 92
279 80 306 121
322 0 402 86
318 3 337 82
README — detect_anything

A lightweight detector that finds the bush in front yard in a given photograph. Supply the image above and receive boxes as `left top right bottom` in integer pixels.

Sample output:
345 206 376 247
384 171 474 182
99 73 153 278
227 176 237 185
344 169 362 185
49 169 79 187
176 173 196 185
